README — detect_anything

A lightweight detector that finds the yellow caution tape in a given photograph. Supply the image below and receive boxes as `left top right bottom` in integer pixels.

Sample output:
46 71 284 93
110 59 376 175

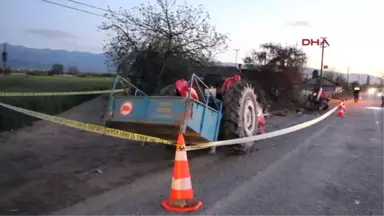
0 102 173 145
0 89 124 97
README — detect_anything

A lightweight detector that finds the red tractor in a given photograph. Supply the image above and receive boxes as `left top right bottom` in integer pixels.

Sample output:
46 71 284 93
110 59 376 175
159 73 264 154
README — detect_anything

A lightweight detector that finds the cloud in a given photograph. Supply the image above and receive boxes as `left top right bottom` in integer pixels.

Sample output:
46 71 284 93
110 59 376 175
25 29 77 39
285 21 312 28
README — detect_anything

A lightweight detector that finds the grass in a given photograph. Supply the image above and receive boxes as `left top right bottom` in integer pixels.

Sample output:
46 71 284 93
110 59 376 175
0 74 116 131
0 75 115 92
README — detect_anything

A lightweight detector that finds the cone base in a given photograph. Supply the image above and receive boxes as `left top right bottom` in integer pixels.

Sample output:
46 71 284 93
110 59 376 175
161 199 203 213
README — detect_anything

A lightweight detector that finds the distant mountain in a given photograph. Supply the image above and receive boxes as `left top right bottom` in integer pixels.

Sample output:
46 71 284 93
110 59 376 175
3 43 383 84
4 43 108 72
4 44 240 73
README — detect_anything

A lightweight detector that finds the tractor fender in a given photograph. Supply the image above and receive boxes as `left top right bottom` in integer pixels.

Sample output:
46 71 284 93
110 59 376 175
221 75 241 93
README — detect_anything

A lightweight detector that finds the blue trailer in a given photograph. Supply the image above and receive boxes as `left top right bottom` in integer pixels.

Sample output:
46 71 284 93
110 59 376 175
104 73 263 154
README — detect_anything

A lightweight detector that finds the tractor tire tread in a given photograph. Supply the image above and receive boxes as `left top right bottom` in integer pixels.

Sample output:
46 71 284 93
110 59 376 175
221 82 259 154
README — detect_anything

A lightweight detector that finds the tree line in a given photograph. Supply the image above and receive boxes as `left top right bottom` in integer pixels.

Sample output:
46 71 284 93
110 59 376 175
10 64 114 77
243 43 307 70
99 0 308 94
46 64 80 75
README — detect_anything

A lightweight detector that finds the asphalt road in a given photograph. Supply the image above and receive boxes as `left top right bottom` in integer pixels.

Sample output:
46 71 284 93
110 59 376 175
55 99 383 215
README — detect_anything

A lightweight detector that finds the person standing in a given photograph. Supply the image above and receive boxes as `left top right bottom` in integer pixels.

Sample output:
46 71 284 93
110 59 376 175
353 86 361 103
380 86 384 107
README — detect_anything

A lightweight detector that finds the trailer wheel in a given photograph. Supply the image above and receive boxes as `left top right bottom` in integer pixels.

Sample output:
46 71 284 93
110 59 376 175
222 82 260 154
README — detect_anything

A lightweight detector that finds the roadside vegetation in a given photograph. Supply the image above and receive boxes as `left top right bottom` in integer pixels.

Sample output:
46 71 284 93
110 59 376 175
0 75 114 131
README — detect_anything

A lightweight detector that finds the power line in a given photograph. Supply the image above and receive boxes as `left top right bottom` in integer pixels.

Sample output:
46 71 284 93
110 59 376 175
41 0 105 18
67 0 109 13
67 0 125 18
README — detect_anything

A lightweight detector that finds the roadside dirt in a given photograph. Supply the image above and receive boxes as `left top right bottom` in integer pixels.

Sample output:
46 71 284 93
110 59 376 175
0 96 178 215
0 96 326 215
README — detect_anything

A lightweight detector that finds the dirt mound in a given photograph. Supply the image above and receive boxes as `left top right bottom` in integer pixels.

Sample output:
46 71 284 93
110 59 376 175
0 96 177 215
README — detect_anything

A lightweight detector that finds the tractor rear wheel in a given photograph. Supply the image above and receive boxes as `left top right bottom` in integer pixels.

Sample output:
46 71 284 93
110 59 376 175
222 82 260 154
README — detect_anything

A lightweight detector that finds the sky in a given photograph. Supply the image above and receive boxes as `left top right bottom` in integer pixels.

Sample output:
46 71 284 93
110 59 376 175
1 0 383 76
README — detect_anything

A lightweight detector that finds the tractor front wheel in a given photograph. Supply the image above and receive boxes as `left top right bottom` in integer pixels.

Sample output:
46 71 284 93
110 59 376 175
222 82 260 154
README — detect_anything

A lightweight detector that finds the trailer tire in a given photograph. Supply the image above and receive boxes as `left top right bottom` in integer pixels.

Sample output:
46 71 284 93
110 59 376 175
222 82 260 154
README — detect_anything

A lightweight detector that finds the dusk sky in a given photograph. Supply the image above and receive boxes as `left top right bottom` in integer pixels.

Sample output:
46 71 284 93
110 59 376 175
1 0 383 76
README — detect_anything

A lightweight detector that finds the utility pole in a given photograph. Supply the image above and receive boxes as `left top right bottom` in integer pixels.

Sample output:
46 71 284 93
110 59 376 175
319 38 326 87
1 43 7 71
346 66 350 85
234 49 240 66
358 74 360 84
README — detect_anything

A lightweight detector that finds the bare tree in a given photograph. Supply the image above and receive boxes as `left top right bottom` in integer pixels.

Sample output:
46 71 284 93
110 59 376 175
244 43 307 71
1 43 7 73
244 51 267 68
99 0 229 93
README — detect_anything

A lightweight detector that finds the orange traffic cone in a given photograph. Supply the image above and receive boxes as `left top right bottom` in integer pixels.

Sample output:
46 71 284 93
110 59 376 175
161 133 202 213
337 101 346 117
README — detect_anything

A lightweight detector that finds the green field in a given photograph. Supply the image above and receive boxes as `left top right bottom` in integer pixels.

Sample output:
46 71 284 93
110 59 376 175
0 75 116 131
0 74 115 92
